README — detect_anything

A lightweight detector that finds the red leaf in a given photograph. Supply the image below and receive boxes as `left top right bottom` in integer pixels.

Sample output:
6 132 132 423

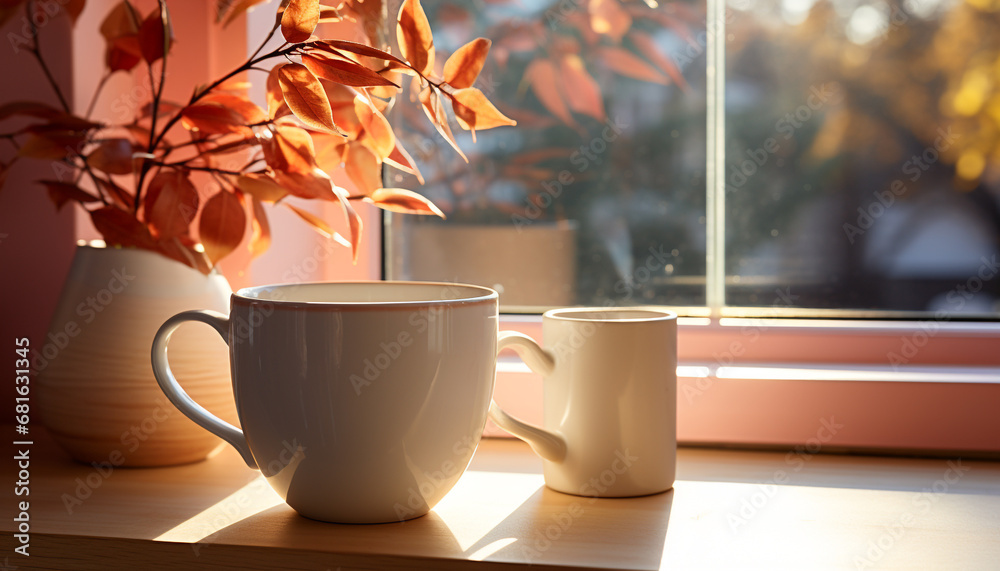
369 188 445 218
138 5 172 63
90 206 156 250
396 0 434 75
302 53 399 88
598 46 668 85
558 55 605 122
181 103 248 135
444 38 491 89
100 1 141 40
588 0 631 42
17 132 84 160
278 63 343 134
143 170 200 239
107 35 143 72
526 59 575 127
88 138 136 175
41 180 101 211
281 0 320 43
0 101 62 121
199 189 247 265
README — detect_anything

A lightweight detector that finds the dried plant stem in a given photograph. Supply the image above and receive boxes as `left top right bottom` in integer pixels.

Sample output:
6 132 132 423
25 0 70 113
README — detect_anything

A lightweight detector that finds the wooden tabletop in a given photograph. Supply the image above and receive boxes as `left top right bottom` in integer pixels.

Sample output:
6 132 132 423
3 429 999 570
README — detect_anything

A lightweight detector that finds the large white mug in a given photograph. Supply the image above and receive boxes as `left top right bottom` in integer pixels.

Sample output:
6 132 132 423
490 308 677 497
151 281 506 524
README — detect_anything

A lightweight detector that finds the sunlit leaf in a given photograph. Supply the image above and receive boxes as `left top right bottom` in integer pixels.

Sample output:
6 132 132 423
419 87 467 161
302 53 399 88
559 54 605 121
598 46 667 85
369 187 445 218
88 138 136 175
331 184 362 262
249 196 271 257
181 103 248 135
281 0 320 43
274 166 339 200
262 124 316 174
138 5 172 63
265 64 288 119
308 39 412 70
40 180 101 211
588 0 631 42
199 92 268 124
143 169 200 239
396 0 434 75
284 202 351 247
354 98 395 158
344 142 382 196
235 172 289 203
199 189 247 264
450 87 516 136
278 63 343 134
525 59 575 127
385 139 424 184
444 38 491 89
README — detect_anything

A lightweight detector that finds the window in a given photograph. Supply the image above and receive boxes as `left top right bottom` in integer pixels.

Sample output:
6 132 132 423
377 0 1000 455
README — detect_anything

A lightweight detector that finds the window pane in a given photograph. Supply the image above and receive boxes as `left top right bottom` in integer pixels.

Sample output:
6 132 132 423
725 0 1000 315
386 0 708 312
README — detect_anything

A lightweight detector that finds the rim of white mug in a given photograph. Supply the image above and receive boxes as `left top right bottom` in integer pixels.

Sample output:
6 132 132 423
543 307 677 323
234 280 498 308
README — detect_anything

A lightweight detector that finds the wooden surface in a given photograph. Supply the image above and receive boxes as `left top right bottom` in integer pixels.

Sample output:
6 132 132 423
3 429 999 570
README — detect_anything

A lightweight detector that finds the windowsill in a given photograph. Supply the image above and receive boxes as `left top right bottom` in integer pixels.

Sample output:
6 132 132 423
6 428 999 569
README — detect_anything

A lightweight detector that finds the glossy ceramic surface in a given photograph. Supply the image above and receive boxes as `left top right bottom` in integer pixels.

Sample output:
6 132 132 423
489 308 677 497
152 282 499 523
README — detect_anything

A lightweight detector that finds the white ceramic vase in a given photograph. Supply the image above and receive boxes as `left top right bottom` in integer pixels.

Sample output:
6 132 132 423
36 245 239 466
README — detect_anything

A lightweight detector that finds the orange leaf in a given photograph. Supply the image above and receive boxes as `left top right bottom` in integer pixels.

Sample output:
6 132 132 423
88 138 136 175
629 31 689 92
181 103 248 135
331 184 363 262
451 87 517 134
309 40 411 69
107 35 143 72
281 0 319 43
396 0 434 75
369 188 445 218
249 196 271 258
384 139 424 184
263 124 316 174
90 206 156 250
40 180 101 211
344 142 382 196
302 53 399 88
443 38 491 89
598 46 667 85
558 55 605 122
138 5 172 63
265 64 289 119
199 93 268 124
526 59 575 127
278 63 343 135
199 189 247 265
235 173 289 203
588 0 631 42
274 166 339 200
17 131 85 160
143 170 200 239
354 98 395 159
284 202 351 247
419 87 467 162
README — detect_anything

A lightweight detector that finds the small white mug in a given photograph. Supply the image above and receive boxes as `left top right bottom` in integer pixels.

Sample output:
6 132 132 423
489 308 677 497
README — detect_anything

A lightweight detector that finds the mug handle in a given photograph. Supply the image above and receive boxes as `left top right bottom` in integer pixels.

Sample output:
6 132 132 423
151 310 258 469
489 331 567 463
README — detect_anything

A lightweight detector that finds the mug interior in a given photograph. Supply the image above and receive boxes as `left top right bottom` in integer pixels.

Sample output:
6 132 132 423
236 281 497 306
544 307 676 322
